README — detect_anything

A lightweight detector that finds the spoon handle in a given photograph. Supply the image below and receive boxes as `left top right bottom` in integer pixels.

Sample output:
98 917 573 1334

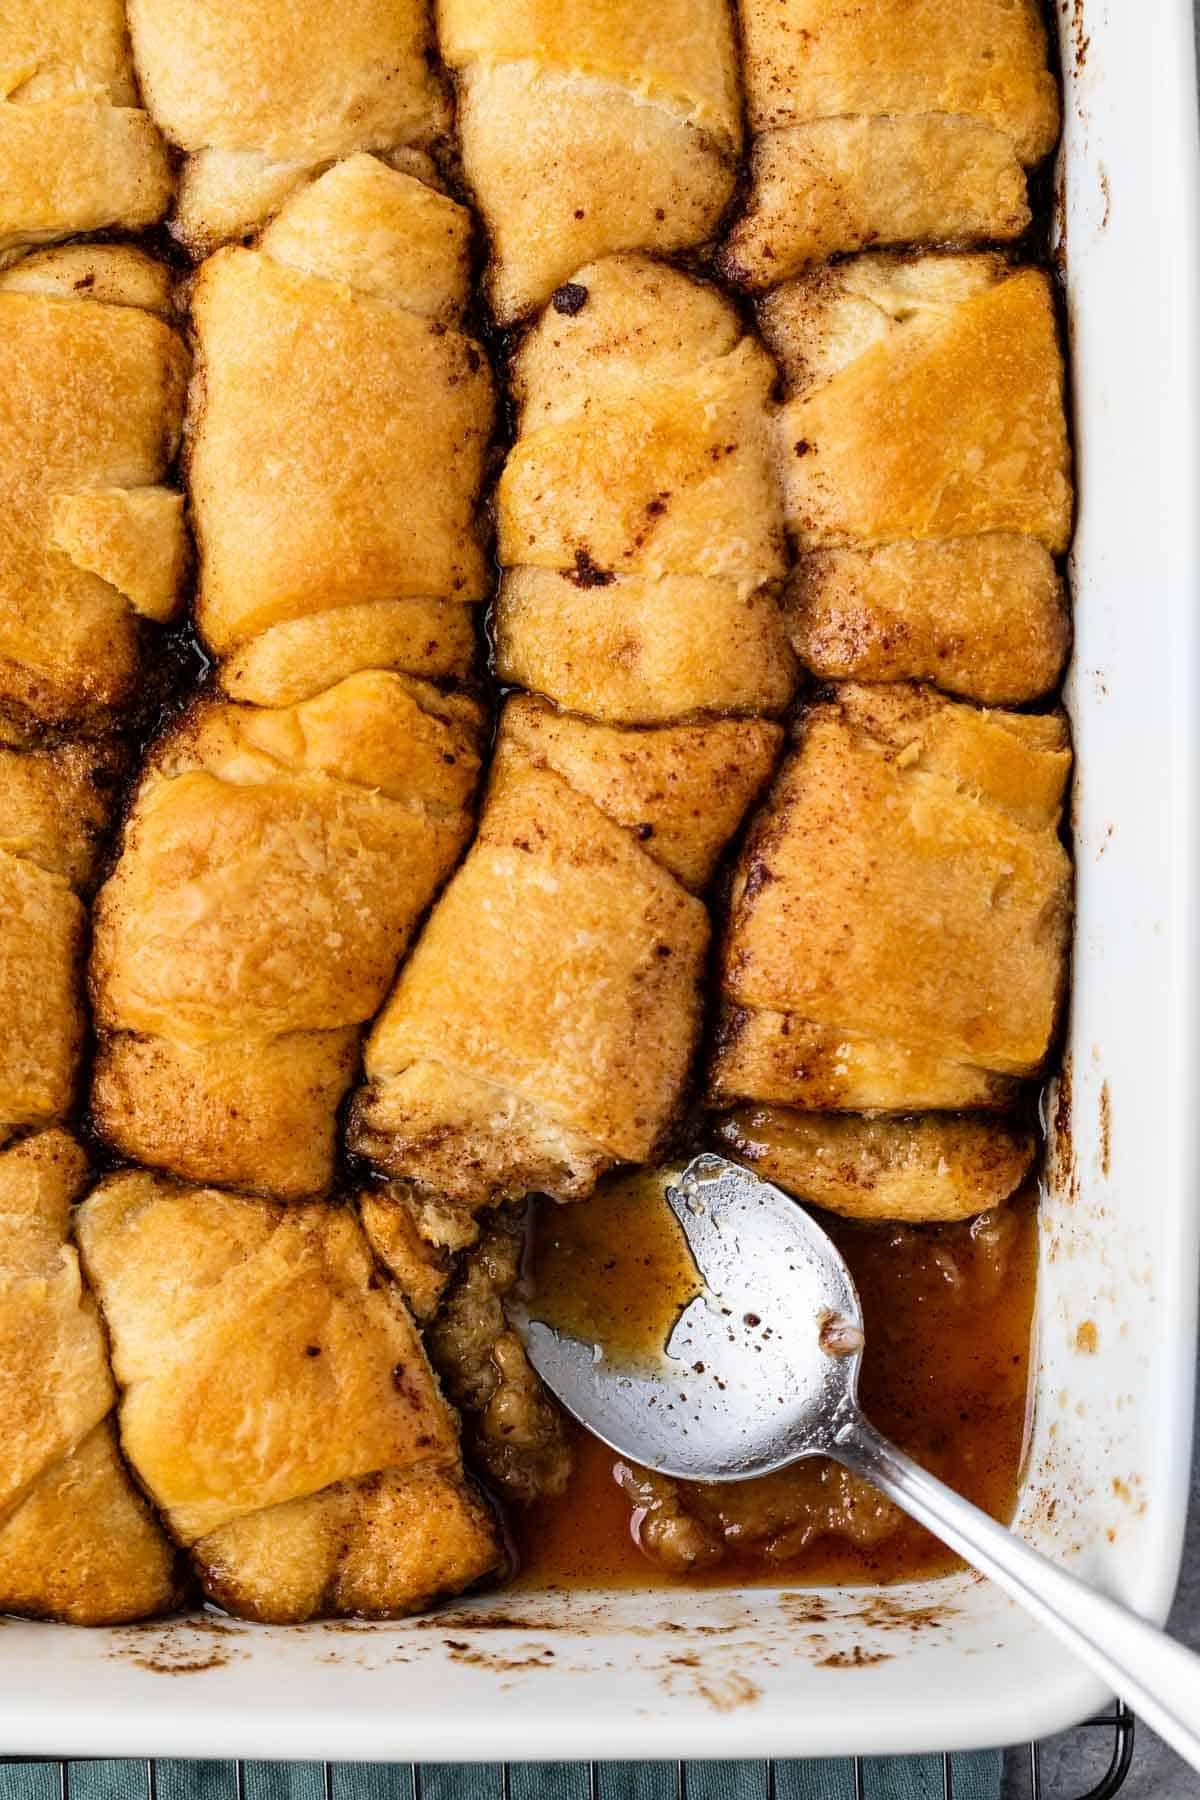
833 1411 1200 1769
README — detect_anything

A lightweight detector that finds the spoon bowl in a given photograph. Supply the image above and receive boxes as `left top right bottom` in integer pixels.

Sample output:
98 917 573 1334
512 1152 865 1481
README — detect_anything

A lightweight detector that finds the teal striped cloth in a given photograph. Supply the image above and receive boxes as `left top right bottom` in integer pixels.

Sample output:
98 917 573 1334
0 1756 1002 1800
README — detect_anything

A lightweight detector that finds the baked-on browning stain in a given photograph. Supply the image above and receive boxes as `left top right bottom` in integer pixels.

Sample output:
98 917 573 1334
816 1647 893 1669
126 1650 229 1676
1098 1079 1112 1176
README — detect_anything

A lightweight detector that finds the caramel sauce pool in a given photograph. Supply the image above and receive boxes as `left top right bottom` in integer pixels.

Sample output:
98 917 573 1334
514 1169 1038 1589
528 1162 702 1366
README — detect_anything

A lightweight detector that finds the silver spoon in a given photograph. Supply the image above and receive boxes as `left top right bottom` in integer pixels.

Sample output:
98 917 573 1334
511 1153 1200 1767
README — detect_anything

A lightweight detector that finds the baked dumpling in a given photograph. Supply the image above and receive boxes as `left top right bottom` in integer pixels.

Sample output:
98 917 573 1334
493 255 795 724
438 2 742 321
126 0 447 253
90 673 484 1200
761 254 1071 704
364 261 790 1220
499 256 785 592
0 248 187 732
351 706 715 1211
716 1108 1035 1223
721 0 1059 288
0 1 170 259
188 156 492 675
0 1130 180 1623
0 739 120 1134
76 1172 502 1623
711 684 1072 1110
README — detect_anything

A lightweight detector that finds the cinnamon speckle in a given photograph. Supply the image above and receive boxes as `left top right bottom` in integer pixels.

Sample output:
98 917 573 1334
552 283 589 316
566 548 614 588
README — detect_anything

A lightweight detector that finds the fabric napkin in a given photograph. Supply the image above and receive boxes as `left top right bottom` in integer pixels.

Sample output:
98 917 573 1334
0 1753 1003 1800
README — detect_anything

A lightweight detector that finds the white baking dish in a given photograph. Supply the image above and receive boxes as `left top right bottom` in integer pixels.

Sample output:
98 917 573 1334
2 0 1198 1761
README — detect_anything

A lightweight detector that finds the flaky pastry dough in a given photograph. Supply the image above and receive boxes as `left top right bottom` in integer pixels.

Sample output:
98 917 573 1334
77 1172 501 1622
0 1131 179 1623
712 683 1072 1108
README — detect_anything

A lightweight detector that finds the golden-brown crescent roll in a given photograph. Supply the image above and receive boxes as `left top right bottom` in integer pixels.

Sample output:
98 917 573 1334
0 1131 180 1623
188 157 492 670
716 1107 1035 1223
351 716 711 1210
760 254 1071 704
126 0 447 253
76 1171 502 1623
0 254 187 733
0 741 120 1133
711 684 1072 1109
494 256 795 724
721 0 1058 288
90 672 484 1200
438 1 741 321
0 2 170 259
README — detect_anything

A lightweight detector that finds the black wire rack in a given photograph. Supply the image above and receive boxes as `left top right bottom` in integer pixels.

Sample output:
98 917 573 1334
0 1703 1135 1800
